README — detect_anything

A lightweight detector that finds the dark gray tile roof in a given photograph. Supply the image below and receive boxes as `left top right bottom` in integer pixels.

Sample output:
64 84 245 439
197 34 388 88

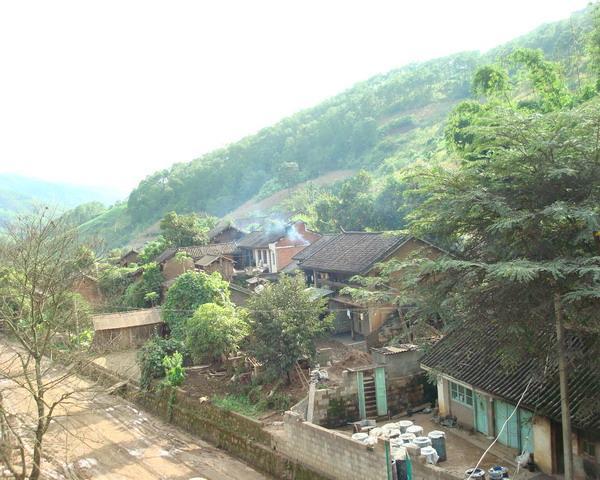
155 247 177 264
421 322 600 432
237 227 288 248
207 221 245 240
297 232 408 274
292 235 337 262
155 243 237 264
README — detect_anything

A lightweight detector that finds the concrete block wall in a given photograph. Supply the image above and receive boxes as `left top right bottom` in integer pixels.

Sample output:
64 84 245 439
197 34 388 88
276 412 389 480
310 373 360 426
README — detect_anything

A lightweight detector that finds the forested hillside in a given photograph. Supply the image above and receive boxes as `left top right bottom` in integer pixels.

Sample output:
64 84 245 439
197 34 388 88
80 6 596 250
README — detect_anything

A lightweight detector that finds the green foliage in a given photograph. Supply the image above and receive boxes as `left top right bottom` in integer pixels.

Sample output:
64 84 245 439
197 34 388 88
97 264 137 305
185 303 250 364
256 392 291 412
160 211 217 247
385 99 600 359
212 394 263 418
138 237 168 264
313 171 377 232
121 262 164 308
61 201 107 227
162 351 185 388
509 48 571 111
79 6 600 250
162 271 230 340
473 65 511 99
277 161 301 189
138 336 187 389
588 3 600 86
246 274 332 380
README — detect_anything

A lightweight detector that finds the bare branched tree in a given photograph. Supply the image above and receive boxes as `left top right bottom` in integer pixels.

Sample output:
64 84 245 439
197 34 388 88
0 207 97 480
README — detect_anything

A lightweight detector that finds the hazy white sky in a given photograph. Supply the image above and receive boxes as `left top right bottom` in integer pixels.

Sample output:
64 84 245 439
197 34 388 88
0 0 589 195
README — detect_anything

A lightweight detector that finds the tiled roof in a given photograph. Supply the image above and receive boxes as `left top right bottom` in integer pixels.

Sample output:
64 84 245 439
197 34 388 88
298 232 409 274
155 247 177 264
237 228 287 248
207 221 244 240
421 322 600 432
155 243 237 264
180 243 237 258
292 235 336 261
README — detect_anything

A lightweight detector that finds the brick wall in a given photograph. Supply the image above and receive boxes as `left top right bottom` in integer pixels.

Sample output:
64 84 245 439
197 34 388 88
276 412 389 480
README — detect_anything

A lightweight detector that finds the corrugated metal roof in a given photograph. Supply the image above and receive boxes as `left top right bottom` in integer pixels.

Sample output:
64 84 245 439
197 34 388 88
421 322 600 432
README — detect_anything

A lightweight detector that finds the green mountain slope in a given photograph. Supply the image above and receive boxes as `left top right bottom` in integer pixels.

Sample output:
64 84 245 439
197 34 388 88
82 6 594 250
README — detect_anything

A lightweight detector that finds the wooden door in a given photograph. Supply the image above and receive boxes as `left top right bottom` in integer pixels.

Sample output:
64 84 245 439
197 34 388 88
494 400 519 449
475 392 489 435
357 371 366 420
374 367 388 417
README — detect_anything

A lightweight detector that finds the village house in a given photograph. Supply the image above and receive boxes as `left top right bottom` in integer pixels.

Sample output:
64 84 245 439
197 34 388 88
72 273 105 308
237 220 320 274
421 321 600 479
92 307 164 351
155 242 238 285
294 232 443 344
118 249 140 267
207 221 246 244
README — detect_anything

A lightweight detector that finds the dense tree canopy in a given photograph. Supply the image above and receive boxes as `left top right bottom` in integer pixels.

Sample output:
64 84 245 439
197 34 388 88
246 274 332 381
185 303 250 364
159 211 216 247
162 271 230 340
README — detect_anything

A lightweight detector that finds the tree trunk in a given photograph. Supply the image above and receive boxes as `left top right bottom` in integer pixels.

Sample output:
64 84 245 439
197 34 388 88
554 292 574 480
29 416 44 480
29 358 45 480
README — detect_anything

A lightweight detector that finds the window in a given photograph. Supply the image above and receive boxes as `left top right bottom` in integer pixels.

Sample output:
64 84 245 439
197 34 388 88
582 438 596 458
450 381 473 407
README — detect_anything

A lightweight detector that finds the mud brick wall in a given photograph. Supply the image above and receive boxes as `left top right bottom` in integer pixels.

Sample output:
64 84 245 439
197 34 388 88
386 374 426 414
310 372 426 426
276 412 389 480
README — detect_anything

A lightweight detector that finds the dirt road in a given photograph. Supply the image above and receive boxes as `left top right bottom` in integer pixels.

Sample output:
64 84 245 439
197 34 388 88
0 345 268 480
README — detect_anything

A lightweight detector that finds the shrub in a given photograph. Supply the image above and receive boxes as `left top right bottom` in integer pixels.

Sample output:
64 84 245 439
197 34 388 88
138 336 187 389
162 351 185 388
185 303 250 364
162 271 230 340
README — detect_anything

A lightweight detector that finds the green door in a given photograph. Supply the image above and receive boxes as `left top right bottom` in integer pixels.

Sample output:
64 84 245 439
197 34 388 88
494 400 519 449
519 409 534 453
475 393 489 435
357 371 366 419
374 367 388 417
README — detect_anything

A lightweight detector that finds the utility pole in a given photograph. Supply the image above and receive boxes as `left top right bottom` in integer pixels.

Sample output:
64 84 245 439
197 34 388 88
554 292 573 480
